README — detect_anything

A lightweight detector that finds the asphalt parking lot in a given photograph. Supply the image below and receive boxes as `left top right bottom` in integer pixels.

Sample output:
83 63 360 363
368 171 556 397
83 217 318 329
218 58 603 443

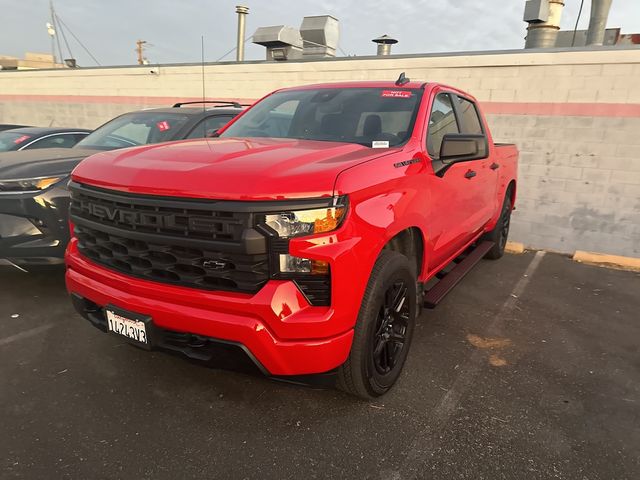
1 251 639 479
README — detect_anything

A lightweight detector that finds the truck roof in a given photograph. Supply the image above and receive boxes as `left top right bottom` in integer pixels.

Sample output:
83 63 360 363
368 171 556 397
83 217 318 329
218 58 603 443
283 81 428 91
276 80 478 104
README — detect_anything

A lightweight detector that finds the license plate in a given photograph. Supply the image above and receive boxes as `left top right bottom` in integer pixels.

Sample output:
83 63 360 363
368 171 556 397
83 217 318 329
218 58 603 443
106 308 148 345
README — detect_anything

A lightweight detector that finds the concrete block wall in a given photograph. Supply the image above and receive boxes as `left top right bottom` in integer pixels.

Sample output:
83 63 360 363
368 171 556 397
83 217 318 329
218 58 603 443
489 115 640 257
1 47 639 257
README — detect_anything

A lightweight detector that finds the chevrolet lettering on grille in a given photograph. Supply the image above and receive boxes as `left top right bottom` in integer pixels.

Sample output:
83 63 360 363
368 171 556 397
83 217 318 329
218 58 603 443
79 200 220 233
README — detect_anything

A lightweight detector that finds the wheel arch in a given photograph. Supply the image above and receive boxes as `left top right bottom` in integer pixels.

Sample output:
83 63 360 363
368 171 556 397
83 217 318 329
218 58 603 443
381 226 425 279
506 179 516 207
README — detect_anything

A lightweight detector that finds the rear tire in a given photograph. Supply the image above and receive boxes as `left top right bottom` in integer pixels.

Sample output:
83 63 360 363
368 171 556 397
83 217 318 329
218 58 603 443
482 189 513 260
337 250 417 399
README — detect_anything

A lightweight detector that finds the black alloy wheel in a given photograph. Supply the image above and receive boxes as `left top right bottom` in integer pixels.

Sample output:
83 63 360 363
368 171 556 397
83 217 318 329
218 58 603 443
498 198 511 251
338 250 417 399
372 281 410 374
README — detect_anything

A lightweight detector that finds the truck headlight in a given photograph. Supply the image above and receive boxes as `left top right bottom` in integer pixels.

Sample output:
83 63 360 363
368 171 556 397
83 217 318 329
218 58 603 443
265 203 347 238
0 175 66 194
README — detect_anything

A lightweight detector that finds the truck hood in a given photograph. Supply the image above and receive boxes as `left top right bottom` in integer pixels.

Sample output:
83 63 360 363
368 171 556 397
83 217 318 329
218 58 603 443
72 138 397 200
0 148 100 180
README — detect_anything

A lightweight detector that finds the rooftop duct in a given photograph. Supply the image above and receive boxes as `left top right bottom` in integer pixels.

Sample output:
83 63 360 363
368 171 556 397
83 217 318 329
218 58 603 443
372 35 398 56
586 0 613 46
252 25 303 61
300 15 339 58
523 0 565 49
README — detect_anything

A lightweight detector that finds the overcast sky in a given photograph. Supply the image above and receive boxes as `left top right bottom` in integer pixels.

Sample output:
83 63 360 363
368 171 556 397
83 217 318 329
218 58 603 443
0 0 638 66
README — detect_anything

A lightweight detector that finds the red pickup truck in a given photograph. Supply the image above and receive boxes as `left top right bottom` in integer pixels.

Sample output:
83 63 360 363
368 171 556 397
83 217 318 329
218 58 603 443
66 77 518 399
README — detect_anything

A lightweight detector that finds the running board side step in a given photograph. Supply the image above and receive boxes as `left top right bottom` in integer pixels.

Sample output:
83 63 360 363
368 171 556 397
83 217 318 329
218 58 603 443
423 241 495 309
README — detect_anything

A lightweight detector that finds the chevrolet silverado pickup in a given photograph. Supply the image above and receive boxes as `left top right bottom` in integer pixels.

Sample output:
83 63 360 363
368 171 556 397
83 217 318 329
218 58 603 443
65 78 518 399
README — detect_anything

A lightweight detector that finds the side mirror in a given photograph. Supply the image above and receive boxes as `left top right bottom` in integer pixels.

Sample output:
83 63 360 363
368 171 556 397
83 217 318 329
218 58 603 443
439 134 488 163
207 129 220 138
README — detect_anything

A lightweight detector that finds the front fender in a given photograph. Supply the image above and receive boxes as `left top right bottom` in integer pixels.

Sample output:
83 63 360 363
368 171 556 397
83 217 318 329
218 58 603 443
288 183 427 335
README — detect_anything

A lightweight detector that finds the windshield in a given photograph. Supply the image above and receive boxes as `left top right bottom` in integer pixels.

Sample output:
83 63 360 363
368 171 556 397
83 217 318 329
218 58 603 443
0 131 32 152
75 112 190 150
220 87 422 147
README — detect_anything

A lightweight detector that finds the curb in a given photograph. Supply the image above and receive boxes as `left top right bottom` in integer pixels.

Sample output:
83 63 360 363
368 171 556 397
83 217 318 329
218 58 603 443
573 250 640 272
505 241 525 254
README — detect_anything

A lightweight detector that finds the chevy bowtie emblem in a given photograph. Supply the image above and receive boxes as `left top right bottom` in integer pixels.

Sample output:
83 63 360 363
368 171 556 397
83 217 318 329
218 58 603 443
202 259 228 270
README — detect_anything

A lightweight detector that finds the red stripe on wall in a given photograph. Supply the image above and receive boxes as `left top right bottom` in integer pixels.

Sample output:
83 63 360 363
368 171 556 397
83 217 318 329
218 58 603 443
1 94 640 117
482 101 640 117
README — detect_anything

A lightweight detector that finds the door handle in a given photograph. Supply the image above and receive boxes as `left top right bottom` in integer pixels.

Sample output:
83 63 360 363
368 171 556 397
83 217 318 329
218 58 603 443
490 162 500 170
464 170 477 179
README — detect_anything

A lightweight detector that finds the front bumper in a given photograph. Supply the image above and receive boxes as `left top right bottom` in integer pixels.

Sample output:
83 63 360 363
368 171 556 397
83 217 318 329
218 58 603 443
0 181 71 264
66 240 355 376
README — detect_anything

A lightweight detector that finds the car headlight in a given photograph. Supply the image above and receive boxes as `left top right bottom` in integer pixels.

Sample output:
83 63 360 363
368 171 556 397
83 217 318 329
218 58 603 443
265 203 347 239
0 176 66 194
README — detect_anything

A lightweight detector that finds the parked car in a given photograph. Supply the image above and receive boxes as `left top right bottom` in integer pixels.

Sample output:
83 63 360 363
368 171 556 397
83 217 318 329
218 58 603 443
0 124 30 133
0 102 243 265
0 127 91 153
65 79 518 398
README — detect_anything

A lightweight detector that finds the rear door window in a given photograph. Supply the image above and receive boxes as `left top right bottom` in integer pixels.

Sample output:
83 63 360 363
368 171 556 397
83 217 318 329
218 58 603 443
454 96 483 135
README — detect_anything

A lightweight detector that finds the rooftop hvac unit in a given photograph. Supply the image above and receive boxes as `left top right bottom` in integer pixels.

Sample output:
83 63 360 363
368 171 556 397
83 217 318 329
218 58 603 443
252 25 303 61
300 15 339 58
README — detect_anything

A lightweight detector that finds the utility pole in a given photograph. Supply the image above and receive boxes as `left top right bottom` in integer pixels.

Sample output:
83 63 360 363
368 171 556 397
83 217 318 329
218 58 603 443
48 0 57 66
136 39 148 65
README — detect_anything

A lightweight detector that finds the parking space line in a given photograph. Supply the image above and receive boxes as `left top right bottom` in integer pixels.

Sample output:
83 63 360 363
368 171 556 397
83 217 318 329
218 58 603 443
398 251 546 478
0 259 28 272
0 324 54 347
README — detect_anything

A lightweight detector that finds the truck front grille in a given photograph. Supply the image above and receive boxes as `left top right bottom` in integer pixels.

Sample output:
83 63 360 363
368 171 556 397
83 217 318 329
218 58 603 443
74 224 269 292
69 182 269 294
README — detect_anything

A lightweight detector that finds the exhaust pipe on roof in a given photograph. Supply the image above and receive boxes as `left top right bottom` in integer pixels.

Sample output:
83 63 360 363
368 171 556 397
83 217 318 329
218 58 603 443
586 0 613 46
235 5 249 61
372 35 398 56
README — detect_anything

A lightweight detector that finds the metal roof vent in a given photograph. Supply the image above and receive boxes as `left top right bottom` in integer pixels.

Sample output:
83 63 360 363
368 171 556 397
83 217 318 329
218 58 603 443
252 25 303 61
372 35 398 56
300 15 339 58
523 0 565 49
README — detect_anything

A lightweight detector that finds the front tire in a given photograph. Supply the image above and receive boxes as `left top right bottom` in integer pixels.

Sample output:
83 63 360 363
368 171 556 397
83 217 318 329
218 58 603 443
337 250 417 399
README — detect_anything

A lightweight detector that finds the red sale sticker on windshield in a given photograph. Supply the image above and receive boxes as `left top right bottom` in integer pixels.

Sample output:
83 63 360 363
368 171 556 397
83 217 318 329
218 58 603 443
13 135 31 144
381 90 412 98
156 121 171 132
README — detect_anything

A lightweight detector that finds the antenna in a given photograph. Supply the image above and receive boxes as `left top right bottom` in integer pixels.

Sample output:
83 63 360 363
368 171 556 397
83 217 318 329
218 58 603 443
201 36 206 112
395 72 410 86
